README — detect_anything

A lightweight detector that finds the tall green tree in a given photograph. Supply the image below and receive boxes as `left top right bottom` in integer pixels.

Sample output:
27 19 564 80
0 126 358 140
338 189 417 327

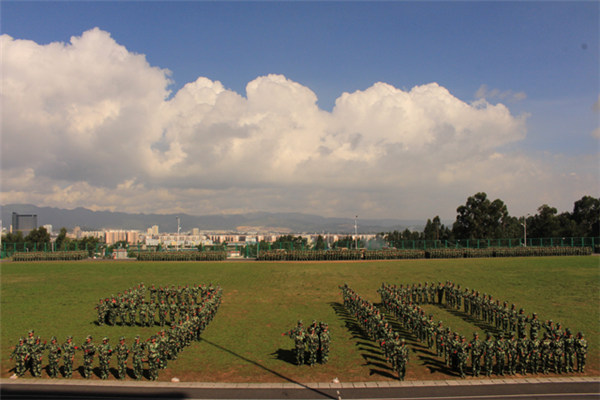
313 235 326 250
55 227 69 250
2 231 24 244
272 235 307 250
423 216 452 240
572 195 600 237
24 227 51 249
452 192 510 239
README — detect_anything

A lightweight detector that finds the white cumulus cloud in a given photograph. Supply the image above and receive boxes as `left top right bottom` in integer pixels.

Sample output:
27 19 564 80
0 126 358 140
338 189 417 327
1 29 597 219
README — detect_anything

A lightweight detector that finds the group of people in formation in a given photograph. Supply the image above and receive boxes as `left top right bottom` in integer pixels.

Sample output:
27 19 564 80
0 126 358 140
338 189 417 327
378 281 588 378
10 283 222 380
283 320 330 366
340 284 410 380
95 282 219 327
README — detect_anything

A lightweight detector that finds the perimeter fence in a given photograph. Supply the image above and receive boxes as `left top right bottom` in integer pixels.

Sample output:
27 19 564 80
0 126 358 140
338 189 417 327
1 236 598 260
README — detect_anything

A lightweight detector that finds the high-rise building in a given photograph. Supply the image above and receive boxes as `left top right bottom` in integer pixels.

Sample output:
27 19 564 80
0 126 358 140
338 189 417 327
12 212 37 235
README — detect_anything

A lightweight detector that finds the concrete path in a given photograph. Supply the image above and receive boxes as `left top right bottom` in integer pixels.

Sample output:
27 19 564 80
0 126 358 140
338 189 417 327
2 376 599 399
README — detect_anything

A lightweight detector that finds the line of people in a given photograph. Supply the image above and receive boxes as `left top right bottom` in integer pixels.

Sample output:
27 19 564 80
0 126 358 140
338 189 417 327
10 284 222 380
378 281 588 378
282 320 330 366
95 282 218 327
340 284 409 380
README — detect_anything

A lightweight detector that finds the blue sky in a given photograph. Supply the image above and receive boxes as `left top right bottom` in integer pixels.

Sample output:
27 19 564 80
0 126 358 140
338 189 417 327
1 1 598 221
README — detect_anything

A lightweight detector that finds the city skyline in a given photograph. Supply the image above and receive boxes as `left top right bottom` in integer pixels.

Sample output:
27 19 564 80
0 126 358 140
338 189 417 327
1 2 598 220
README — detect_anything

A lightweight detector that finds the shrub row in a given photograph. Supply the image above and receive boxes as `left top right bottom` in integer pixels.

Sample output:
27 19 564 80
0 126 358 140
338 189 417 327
11 251 89 261
424 246 592 258
134 251 227 261
491 246 592 257
257 249 364 261
362 249 426 260
256 246 592 261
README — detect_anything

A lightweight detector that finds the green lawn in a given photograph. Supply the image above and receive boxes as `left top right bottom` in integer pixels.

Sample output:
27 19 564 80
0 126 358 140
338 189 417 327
1 256 598 382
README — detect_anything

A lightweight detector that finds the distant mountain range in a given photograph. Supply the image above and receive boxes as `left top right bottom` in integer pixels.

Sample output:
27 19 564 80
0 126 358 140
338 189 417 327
1 204 424 234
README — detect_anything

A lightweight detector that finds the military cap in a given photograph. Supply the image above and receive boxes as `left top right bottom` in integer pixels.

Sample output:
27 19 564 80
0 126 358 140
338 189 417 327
102 337 109 341
119 336 125 341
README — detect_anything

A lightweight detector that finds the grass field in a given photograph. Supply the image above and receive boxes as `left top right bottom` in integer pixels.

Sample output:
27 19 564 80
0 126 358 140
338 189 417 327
1 256 598 382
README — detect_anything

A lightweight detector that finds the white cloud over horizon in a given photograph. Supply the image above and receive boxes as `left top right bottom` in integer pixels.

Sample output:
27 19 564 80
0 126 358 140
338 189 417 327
1 28 597 220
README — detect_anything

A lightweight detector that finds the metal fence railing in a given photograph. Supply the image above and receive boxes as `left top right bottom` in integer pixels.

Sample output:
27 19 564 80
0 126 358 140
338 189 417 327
2 236 598 259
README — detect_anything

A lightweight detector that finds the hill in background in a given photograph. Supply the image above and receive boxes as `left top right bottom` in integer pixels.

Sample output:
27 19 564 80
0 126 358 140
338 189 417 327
1 204 424 233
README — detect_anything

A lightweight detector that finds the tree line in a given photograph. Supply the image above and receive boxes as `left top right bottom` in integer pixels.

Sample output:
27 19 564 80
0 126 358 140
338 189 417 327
2 227 101 255
2 193 598 253
385 193 599 244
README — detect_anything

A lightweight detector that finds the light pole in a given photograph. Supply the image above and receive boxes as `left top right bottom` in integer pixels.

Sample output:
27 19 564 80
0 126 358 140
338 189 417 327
354 215 358 249
521 214 529 247
176 217 181 250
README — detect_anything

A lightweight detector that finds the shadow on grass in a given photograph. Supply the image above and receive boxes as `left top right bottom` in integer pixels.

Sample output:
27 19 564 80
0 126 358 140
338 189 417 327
271 348 296 365
329 302 398 380
377 305 463 377
439 304 502 335
199 338 336 399
417 353 459 376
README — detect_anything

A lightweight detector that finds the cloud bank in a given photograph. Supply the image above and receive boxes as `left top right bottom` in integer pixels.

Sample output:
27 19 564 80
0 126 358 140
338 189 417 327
1 29 596 220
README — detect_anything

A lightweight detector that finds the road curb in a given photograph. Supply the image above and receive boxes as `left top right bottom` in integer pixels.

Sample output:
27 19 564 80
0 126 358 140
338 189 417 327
2 376 598 389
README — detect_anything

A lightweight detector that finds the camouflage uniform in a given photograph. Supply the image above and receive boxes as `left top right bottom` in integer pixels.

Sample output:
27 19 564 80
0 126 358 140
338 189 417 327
47 337 62 378
575 332 587 373
495 335 506 376
98 337 112 380
517 334 530 375
62 336 76 378
456 336 468 378
469 333 483 377
81 336 96 379
552 335 564 374
306 328 319 366
483 333 495 377
132 336 145 380
318 324 330 364
540 332 552 374
10 338 29 377
284 321 306 365
30 337 46 377
393 337 409 381
563 330 576 373
529 333 541 374
147 337 160 381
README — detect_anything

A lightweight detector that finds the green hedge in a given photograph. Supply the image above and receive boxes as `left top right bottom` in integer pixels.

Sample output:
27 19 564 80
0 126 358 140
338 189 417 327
134 251 227 261
256 246 592 261
12 251 89 261
362 249 426 260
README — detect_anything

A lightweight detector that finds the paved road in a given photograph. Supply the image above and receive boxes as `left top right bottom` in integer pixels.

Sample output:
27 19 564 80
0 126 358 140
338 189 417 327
2 377 599 400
